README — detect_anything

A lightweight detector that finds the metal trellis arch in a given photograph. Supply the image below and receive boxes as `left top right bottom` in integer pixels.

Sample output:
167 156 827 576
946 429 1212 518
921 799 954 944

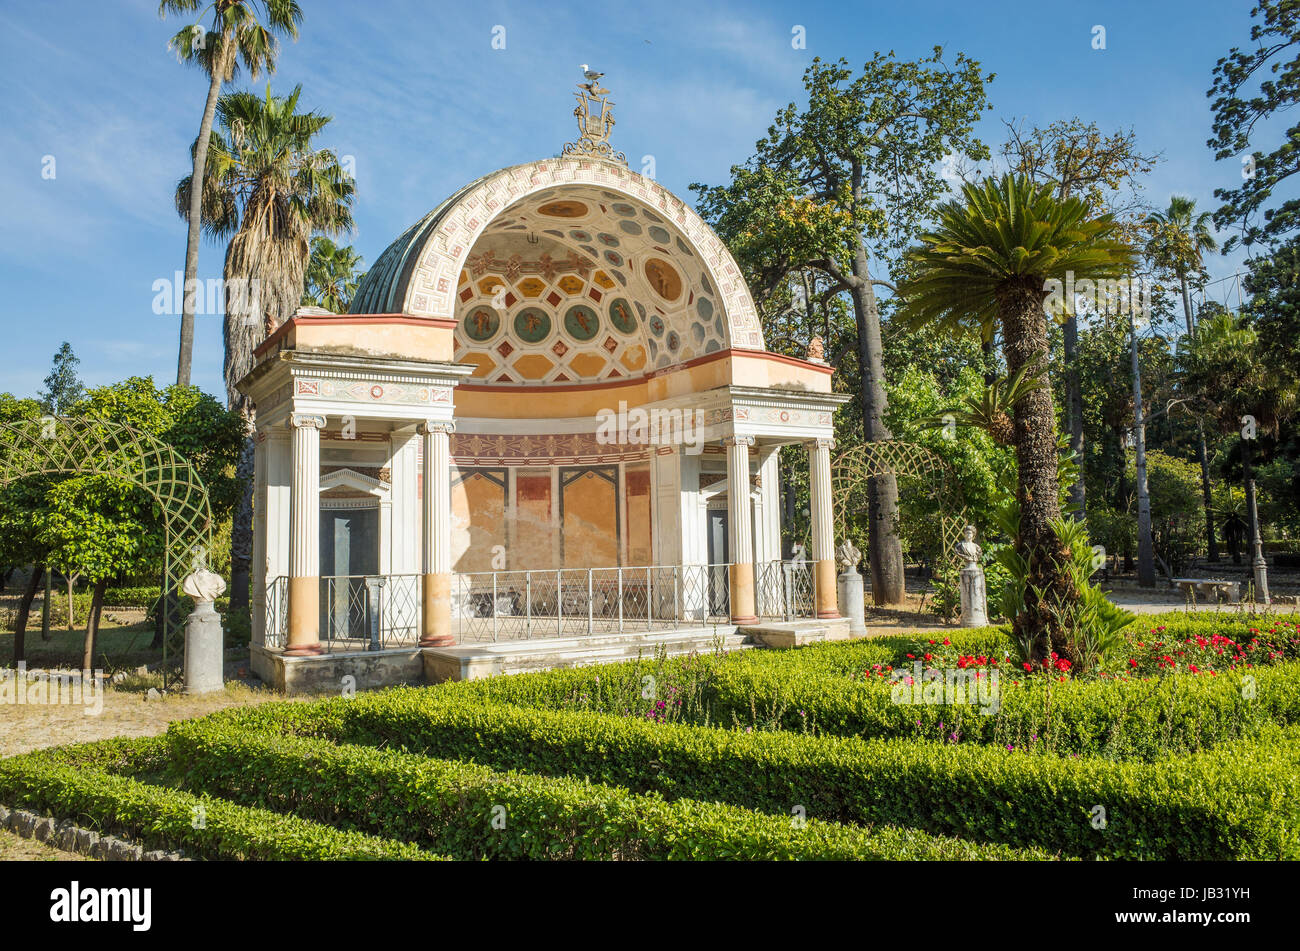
0 415 214 677
831 440 970 568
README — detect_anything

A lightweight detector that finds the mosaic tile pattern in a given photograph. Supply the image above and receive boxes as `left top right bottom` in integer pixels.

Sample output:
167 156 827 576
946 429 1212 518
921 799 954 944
352 159 765 384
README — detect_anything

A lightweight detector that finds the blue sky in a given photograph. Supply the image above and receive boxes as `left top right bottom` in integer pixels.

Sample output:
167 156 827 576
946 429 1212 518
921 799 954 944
0 0 1262 401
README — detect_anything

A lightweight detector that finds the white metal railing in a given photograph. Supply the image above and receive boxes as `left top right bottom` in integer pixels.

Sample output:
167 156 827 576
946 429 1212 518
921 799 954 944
263 560 814 648
263 574 420 651
755 559 815 621
450 564 732 643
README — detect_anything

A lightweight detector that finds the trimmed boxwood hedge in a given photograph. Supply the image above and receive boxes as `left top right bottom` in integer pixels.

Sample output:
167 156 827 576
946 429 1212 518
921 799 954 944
160 719 1057 861
432 637 1300 759
192 692 1300 859
0 753 438 861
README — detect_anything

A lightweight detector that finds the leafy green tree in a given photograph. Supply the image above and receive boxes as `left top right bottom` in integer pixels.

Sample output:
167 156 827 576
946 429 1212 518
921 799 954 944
693 50 993 604
1145 196 1220 559
0 394 49 662
1176 311 1298 573
1208 0 1300 249
161 0 303 387
2 379 243 665
897 173 1135 661
38 343 86 414
1128 450 1205 574
177 83 354 613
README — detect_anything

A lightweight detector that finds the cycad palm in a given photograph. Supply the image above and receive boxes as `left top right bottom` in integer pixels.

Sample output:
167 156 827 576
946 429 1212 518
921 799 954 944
898 173 1135 656
161 0 303 388
176 83 353 614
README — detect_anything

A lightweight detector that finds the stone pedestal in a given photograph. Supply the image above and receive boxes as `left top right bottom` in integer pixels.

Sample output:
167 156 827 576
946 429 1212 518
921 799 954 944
184 600 224 695
837 568 866 636
959 565 988 628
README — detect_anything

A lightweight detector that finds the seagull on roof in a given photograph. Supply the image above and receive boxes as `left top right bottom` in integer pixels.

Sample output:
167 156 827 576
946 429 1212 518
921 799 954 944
579 64 604 82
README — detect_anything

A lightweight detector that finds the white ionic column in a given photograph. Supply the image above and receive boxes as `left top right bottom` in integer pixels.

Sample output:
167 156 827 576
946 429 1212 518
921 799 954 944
724 435 756 624
807 437 839 619
286 413 325 654
419 421 454 645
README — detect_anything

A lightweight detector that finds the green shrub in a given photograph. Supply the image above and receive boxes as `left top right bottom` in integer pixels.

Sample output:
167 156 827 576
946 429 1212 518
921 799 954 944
191 693 1300 859
161 718 1054 861
433 628 1300 758
0 754 437 860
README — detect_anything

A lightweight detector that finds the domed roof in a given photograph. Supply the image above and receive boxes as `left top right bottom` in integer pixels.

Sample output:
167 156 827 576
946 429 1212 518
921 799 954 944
349 157 765 386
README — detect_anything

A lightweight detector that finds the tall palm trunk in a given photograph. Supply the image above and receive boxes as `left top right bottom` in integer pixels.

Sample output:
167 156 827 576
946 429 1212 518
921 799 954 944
997 277 1074 657
1130 309 1156 586
1063 314 1085 519
177 42 234 387
849 241 905 605
1179 273 1219 561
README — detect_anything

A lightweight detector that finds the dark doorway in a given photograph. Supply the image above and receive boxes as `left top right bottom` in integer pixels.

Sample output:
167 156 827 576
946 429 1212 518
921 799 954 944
320 506 379 638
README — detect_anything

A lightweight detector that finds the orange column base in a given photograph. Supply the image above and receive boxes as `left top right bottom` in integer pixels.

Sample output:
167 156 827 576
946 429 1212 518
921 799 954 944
729 562 757 625
419 572 455 647
814 558 840 619
285 575 322 655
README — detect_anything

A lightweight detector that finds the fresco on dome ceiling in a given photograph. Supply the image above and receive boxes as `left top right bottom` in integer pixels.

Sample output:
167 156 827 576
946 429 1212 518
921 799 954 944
644 258 682 301
514 307 552 343
464 306 500 342
609 298 637 335
537 200 588 218
564 304 600 341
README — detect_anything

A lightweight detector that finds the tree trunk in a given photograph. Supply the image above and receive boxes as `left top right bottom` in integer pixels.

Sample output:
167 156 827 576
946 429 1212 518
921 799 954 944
40 567 52 642
997 277 1073 660
11 565 43 665
848 243 905 605
981 337 997 386
82 578 107 673
1130 310 1156 587
229 423 256 614
1063 314 1085 519
176 45 231 387
1197 422 1218 561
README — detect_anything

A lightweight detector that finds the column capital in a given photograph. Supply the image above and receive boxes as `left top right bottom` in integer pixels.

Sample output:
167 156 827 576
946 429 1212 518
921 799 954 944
290 413 327 430
418 420 456 436
723 435 755 449
805 437 835 452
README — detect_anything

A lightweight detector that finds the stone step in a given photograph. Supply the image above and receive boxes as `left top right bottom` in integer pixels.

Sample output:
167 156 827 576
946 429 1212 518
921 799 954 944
424 627 752 682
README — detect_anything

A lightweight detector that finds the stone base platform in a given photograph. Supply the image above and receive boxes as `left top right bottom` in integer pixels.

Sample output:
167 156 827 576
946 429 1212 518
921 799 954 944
739 617 851 648
251 619 844 694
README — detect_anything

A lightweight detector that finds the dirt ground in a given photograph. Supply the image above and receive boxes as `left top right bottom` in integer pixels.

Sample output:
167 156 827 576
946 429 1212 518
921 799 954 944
0 678 294 759
0 828 86 861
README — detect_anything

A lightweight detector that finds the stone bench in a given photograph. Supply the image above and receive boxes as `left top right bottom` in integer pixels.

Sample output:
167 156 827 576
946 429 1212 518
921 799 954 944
1171 578 1241 603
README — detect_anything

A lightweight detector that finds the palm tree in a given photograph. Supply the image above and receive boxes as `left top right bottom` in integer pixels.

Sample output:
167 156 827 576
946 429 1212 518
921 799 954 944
177 83 354 614
161 0 303 388
897 173 1135 658
1145 195 1220 560
1146 197 1217 335
302 236 366 313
